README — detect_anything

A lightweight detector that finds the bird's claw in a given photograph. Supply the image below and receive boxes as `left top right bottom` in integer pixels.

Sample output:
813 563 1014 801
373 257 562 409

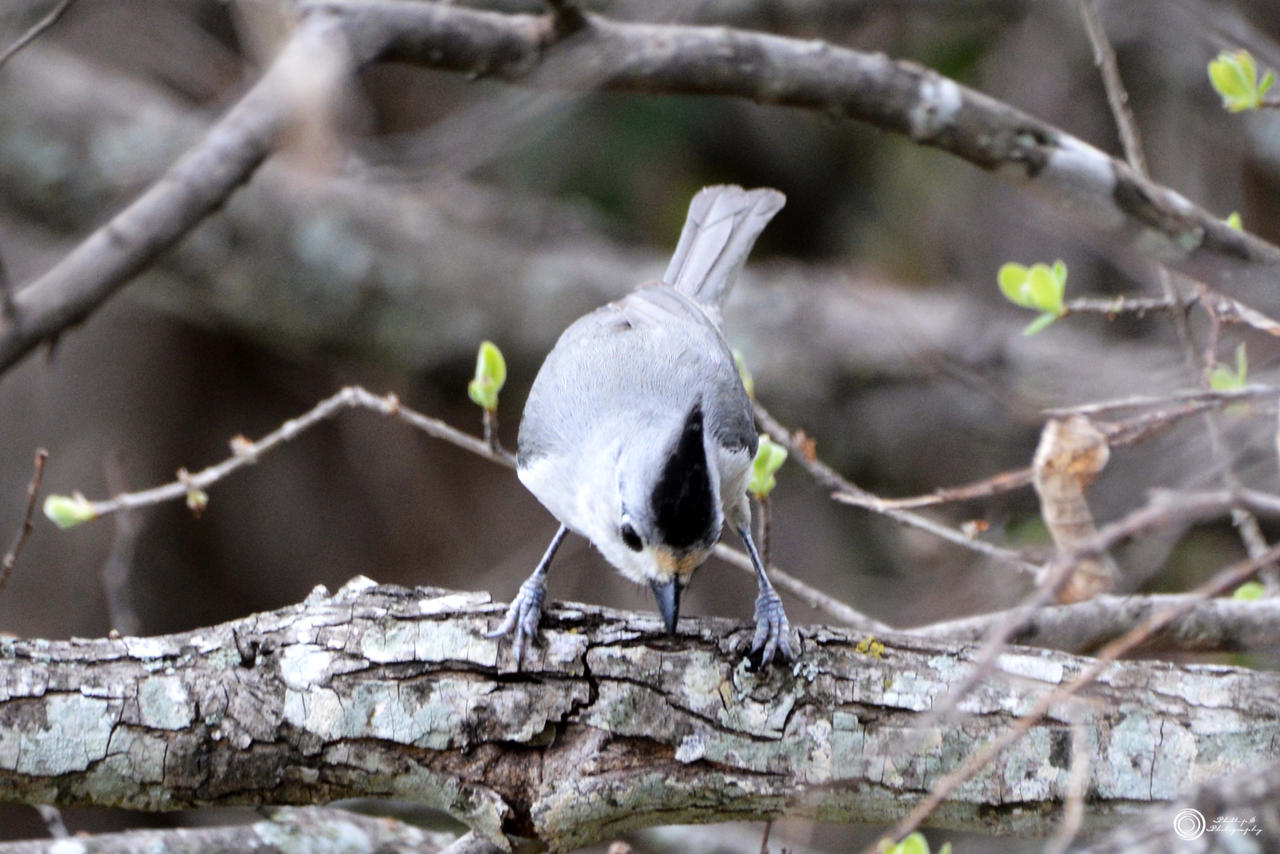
750 586 796 667
485 572 548 666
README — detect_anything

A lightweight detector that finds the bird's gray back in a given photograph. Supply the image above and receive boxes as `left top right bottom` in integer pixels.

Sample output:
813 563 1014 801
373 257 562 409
517 285 755 468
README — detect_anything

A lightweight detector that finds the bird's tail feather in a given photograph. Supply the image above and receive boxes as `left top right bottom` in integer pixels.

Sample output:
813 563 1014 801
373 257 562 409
663 185 785 310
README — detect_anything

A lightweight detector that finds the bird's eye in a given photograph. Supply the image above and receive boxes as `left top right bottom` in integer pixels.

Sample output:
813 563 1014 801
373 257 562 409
620 523 643 552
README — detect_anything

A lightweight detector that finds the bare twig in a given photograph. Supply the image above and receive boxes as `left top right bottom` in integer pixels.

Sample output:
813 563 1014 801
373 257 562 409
60 386 512 524
33 805 70 839
878 538 1280 851
912 592 1280 654
1043 714 1093 854
0 448 48 597
1045 384 1280 417
0 0 75 71
1063 291 1280 337
752 401 1043 579
1075 0 1277 590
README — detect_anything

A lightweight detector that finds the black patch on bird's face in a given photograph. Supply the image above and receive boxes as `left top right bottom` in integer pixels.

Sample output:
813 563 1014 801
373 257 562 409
650 403 715 551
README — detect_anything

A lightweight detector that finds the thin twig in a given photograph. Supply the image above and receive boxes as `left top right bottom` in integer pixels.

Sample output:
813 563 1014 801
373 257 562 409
1043 714 1093 854
752 401 1043 580
1045 384 1280 416
0 448 49 597
0 0 75 71
876 538 1280 851
711 542 888 632
33 805 70 839
482 409 502 455
68 386 512 523
1077 0 1278 590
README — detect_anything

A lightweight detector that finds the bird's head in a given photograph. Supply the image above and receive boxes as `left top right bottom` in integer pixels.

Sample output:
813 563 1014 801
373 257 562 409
596 401 722 633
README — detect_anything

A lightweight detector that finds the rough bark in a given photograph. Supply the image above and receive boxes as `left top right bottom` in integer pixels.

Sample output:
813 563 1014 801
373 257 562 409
1 578 1278 851
0 806 488 854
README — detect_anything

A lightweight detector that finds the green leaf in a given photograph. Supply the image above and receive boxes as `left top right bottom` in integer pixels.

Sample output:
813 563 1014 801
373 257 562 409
1052 259 1068 287
467 340 507 411
733 349 755 399
1027 264 1063 311
1022 312 1058 336
1226 211 1243 230
1236 340 1248 378
1233 580 1266 600
937 845 952 854
885 833 930 854
1260 69 1276 99
1209 50 1267 111
43 493 96 529
997 263 1033 308
749 435 788 498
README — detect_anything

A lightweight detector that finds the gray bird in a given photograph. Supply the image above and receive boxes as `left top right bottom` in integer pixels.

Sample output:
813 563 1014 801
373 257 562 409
487 185 795 666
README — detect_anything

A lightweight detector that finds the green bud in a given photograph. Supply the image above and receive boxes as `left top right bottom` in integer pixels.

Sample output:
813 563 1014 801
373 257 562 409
1210 342 1248 391
749 435 787 498
1226 211 1243 230
186 488 209 517
1208 50 1271 112
1233 581 1266 600
733 350 755 399
999 260 1067 335
467 340 507 412
43 493 96 529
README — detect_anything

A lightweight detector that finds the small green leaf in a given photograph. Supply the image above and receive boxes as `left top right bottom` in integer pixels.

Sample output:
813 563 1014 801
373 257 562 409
749 435 787 498
997 263 1033 308
937 844 952 854
1260 69 1276 99
1209 342 1248 390
1208 50 1269 111
1052 259 1068 287
1233 581 1266 600
733 349 755 399
1226 211 1243 230
1022 312 1058 336
1027 264 1061 311
186 488 209 517
884 833 930 854
43 493 96 529
467 340 507 411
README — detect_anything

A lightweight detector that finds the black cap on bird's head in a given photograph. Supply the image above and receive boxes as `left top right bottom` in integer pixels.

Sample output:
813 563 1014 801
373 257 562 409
646 401 717 633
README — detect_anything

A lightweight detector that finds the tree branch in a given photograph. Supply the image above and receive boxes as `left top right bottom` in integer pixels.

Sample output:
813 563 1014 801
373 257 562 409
1 579 1277 850
0 806 486 854
313 0 1280 291
0 13 347 373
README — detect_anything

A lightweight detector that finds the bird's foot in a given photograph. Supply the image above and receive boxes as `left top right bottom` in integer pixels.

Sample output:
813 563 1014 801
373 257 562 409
750 586 796 667
485 572 547 667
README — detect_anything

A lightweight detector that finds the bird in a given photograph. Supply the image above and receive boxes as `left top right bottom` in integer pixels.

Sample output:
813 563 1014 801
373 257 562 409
487 185 795 667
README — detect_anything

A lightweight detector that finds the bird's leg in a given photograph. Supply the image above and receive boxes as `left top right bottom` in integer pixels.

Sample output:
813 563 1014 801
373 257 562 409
738 523 796 665
485 524 568 666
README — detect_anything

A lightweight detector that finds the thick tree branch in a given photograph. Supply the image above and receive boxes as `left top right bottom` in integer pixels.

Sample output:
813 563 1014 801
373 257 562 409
0 806 484 854
1 579 1278 850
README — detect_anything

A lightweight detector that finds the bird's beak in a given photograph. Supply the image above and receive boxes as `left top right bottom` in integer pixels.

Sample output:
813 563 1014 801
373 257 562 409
649 578 682 634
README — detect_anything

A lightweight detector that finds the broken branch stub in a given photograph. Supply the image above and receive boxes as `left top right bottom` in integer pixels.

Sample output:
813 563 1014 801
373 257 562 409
1033 415 1118 603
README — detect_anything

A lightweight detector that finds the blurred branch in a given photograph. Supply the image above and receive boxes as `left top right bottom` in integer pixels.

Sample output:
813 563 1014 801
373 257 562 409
0 806 479 854
313 0 1280 292
0 448 47 598
7 1 1280 377
914 592 1280 653
0 580 1275 849
881 537 1280 849
0 0 74 71
0 14 347 373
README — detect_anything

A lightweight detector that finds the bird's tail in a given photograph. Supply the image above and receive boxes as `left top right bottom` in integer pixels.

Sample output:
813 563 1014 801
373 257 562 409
663 185 785 310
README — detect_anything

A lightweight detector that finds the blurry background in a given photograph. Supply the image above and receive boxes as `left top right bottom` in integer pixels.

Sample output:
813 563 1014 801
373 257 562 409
2 0 1280 848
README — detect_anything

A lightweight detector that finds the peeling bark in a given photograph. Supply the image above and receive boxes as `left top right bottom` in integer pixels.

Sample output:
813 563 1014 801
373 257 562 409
0 578 1277 850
